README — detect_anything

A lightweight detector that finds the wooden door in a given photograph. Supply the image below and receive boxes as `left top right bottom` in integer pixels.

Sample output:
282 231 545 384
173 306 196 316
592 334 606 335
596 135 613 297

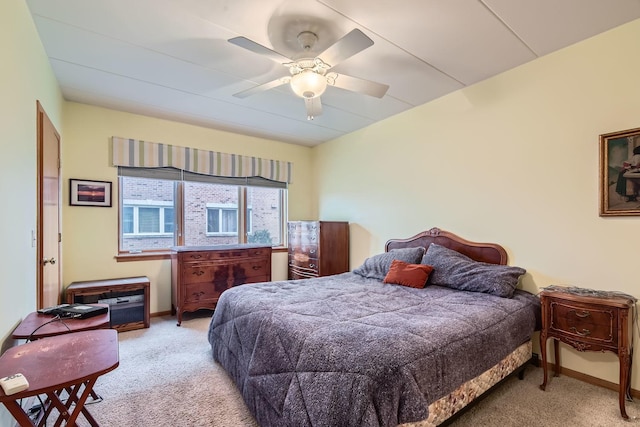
37 101 61 308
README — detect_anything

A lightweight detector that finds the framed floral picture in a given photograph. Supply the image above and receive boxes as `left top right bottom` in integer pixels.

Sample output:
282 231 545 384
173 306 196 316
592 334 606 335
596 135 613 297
69 179 112 207
600 127 640 216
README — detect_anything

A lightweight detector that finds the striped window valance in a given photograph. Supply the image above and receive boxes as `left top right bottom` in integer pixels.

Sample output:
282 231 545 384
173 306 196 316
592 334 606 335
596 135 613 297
111 136 292 184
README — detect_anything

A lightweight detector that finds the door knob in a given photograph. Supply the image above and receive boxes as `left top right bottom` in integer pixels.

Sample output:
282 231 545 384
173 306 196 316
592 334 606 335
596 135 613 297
43 257 56 265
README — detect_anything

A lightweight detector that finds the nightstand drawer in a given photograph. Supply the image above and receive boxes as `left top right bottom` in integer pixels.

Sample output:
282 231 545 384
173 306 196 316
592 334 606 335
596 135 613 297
550 300 616 345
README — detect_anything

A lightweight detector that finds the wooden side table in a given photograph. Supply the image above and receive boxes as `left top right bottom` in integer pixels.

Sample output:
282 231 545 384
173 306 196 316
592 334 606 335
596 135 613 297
539 286 636 419
0 329 119 426
11 304 110 340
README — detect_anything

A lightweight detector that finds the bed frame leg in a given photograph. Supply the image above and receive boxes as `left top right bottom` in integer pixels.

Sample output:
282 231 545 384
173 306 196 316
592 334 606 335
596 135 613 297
517 356 535 380
518 368 526 380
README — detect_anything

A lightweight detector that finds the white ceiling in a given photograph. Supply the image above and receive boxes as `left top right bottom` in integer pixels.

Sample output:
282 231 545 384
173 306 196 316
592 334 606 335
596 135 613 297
26 0 640 147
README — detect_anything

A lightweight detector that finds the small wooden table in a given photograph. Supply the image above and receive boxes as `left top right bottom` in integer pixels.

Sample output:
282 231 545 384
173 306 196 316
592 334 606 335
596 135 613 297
0 329 119 426
539 286 635 419
11 305 110 340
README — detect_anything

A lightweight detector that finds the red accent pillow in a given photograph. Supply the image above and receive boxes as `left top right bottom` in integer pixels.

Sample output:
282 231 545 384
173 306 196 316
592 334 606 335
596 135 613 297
383 259 434 289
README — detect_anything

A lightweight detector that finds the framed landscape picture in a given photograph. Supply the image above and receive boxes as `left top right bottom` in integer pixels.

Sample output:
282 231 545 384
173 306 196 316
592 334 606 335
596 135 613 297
599 127 640 216
69 179 112 207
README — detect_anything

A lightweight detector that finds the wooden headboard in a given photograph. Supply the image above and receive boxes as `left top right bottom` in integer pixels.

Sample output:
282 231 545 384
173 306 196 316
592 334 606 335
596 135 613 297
385 227 508 265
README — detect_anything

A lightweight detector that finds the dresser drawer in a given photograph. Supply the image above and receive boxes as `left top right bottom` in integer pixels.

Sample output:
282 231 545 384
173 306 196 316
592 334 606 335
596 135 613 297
232 260 270 280
289 222 319 253
288 237 318 255
289 254 319 272
216 247 270 259
290 245 318 257
184 282 221 303
181 251 214 261
550 300 617 345
289 266 319 280
181 247 270 262
301 222 319 233
181 263 227 284
299 232 318 248
289 221 319 233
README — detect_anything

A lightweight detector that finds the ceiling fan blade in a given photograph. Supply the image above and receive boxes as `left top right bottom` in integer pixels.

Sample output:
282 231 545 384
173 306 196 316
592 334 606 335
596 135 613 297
228 36 291 64
304 97 323 120
318 29 374 68
233 77 290 99
331 73 389 98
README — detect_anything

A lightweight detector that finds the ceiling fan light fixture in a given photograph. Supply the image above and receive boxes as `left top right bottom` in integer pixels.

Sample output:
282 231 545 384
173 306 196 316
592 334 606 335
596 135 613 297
290 70 327 99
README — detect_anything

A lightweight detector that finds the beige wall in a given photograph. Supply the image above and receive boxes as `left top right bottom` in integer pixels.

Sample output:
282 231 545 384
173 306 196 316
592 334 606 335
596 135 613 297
314 19 640 389
4 0 640 420
0 0 63 343
61 103 313 313
0 0 64 424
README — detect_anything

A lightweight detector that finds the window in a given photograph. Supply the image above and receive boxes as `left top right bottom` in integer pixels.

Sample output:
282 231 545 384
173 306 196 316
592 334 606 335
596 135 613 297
246 186 280 246
123 204 174 235
118 172 285 252
183 182 240 246
206 206 239 234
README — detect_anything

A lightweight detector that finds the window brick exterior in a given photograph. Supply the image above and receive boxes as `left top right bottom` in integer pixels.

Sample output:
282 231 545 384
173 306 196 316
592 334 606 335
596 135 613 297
120 177 282 251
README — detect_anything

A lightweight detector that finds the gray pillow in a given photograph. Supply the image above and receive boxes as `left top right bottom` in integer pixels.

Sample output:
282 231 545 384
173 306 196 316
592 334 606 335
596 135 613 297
353 247 426 280
421 243 525 298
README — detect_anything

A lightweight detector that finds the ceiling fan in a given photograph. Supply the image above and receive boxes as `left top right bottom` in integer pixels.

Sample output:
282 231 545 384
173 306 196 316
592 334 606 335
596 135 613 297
228 28 389 120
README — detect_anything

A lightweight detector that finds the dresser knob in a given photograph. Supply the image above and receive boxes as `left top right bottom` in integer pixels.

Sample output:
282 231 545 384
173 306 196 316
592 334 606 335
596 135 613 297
193 270 205 276
574 310 591 318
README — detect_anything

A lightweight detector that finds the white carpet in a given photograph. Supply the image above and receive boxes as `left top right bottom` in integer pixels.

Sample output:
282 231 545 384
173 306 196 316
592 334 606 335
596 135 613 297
90 313 257 427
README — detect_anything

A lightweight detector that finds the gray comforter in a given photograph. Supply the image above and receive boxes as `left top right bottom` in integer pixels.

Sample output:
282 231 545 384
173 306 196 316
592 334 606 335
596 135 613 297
208 272 540 427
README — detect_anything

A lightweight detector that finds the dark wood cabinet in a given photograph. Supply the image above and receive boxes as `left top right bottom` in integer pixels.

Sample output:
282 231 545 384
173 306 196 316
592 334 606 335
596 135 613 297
288 221 349 280
171 245 272 325
65 276 150 332
539 286 635 419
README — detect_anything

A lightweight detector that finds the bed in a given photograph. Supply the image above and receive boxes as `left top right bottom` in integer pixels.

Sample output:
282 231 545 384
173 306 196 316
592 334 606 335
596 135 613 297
208 227 540 426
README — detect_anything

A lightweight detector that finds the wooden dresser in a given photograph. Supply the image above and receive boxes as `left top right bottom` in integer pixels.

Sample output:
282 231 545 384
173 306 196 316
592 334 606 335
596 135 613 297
171 245 272 326
288 221 349 280
539 286 636 419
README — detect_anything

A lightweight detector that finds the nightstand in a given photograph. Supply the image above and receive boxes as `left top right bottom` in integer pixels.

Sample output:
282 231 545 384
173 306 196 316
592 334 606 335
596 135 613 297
539 286 636 419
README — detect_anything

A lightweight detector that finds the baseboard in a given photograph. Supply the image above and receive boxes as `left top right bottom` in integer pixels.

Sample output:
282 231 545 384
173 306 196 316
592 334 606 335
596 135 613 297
151 310 172 317
530 353 640 399
151 309 213 318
